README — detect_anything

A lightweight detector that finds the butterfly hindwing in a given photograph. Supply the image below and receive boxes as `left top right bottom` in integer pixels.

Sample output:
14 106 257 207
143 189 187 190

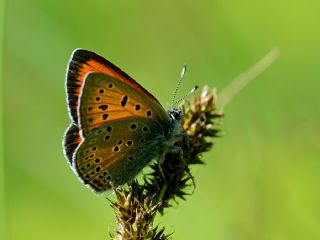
63 123 81 165
73 118 163 193
78 72 170 136
66 49 159 124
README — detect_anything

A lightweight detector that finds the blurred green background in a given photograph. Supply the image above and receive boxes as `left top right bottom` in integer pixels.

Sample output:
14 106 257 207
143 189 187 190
2 0 320 239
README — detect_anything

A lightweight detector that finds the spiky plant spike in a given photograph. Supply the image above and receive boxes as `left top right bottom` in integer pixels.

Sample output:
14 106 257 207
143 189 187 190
110 86 223 239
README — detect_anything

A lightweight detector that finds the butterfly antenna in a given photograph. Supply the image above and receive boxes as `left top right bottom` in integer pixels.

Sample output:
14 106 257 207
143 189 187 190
171 64 187 108
174 85 199 106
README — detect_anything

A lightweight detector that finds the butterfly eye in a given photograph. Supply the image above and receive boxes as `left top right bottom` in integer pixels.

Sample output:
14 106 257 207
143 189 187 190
95 167 101 172
99 89 104 94
169 109 183 120
146 110 152 117
95 158 101 163
91 147 96 151
113 146 120 152
108 83 113 88
106 126 112 132
127 156 134 161
117 139 123 145
105 135 111 141
96 97 101 101
126 140 133 146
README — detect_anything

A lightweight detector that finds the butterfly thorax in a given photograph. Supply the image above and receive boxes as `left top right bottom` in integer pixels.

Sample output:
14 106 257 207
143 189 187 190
151 108 183 163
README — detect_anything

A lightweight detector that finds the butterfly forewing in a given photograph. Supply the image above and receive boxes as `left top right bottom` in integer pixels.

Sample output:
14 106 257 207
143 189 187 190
78 72 170 136
74 118 163 192
66 49 159 124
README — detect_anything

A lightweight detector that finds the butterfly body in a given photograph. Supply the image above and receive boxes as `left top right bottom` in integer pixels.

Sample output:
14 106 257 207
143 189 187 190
63 49 183 193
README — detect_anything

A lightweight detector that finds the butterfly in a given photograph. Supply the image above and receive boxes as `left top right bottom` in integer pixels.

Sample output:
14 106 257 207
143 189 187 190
63 49 187 193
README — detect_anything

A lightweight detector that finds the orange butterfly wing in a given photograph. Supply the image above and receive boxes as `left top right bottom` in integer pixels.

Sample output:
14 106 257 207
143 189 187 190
78 72 169 136
66 48 159 124
64 49 167 165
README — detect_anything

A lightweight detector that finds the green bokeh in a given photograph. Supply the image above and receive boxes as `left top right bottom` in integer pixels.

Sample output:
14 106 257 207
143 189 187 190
3 0 320 239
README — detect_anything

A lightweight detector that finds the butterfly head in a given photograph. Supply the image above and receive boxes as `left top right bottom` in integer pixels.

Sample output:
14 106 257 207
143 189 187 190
167 82 198 137
168 108 183 121
166 107 184 139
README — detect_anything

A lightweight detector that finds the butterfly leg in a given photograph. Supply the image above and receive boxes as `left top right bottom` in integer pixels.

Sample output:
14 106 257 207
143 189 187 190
158 130 190 163
173 132 195 192
174 131 190 151
157 139 195 191
158 144 182 164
